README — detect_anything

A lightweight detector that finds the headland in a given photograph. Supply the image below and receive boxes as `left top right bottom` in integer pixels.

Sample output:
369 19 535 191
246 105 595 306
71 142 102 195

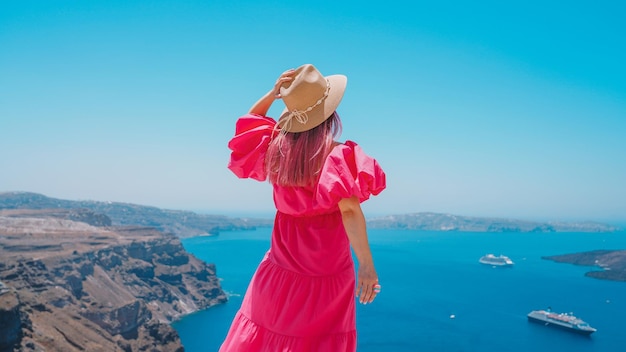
0 206 227 351
543 250 626 282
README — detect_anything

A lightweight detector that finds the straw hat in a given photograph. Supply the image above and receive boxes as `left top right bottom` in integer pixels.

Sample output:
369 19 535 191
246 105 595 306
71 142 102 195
277 64 347 133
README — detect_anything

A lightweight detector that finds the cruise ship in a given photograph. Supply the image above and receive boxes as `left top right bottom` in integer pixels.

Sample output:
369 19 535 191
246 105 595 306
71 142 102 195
527 309 596 335
479 254 514 266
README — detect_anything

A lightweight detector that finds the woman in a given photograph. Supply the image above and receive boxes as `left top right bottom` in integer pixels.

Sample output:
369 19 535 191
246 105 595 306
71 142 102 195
221 64 386 351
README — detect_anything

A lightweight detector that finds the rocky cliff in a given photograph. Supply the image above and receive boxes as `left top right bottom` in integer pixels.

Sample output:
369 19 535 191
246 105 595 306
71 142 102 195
0 210 227 352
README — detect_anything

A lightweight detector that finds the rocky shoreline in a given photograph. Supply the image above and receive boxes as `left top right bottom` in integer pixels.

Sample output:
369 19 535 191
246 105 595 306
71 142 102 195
0 209 227 351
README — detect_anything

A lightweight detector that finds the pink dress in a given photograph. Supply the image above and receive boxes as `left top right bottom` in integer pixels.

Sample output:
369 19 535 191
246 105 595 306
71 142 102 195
220 114 386 352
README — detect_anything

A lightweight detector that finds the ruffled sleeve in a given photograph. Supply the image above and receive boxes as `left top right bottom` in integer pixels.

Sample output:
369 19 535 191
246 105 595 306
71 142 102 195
227 114 277 181
316 141 386 207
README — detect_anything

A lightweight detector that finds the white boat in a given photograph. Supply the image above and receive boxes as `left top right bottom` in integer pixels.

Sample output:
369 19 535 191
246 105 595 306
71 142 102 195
479 254 514 266
527 309 596 335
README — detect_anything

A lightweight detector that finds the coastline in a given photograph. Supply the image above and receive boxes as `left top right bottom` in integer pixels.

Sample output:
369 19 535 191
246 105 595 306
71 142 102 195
176 229 626 352
543 249 626 282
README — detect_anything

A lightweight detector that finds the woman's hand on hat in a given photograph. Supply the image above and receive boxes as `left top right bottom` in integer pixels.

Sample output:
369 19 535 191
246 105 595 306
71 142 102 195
273 68 296 99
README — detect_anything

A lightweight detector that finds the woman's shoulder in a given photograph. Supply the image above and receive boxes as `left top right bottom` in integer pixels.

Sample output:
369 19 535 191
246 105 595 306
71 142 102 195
227 114 277 181
233 113 277 132
317 140 386 204
325 140 381 169
329 140 363 155
330 139 357 148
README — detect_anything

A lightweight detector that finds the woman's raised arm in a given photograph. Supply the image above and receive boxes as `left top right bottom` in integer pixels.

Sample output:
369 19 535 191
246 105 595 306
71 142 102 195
248 68 296 116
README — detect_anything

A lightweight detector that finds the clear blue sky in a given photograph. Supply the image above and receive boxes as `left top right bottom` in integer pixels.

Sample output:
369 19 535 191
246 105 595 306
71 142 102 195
1 0 624 222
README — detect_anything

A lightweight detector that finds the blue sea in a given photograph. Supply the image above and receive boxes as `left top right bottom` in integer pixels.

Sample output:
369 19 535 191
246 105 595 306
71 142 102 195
173 228 626 352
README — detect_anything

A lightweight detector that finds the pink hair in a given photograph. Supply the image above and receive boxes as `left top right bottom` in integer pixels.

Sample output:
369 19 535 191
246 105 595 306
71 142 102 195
266 112 342 187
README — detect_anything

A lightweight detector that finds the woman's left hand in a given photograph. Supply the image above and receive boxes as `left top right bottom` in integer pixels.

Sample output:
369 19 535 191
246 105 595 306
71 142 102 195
356 262 379 304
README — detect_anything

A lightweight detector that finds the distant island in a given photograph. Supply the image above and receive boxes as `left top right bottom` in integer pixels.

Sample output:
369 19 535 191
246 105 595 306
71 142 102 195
1 193 621 235
366 212 621 233
544 250 626 282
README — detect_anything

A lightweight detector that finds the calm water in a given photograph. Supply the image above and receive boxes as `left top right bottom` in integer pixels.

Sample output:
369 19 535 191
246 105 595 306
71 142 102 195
174 228 626 352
